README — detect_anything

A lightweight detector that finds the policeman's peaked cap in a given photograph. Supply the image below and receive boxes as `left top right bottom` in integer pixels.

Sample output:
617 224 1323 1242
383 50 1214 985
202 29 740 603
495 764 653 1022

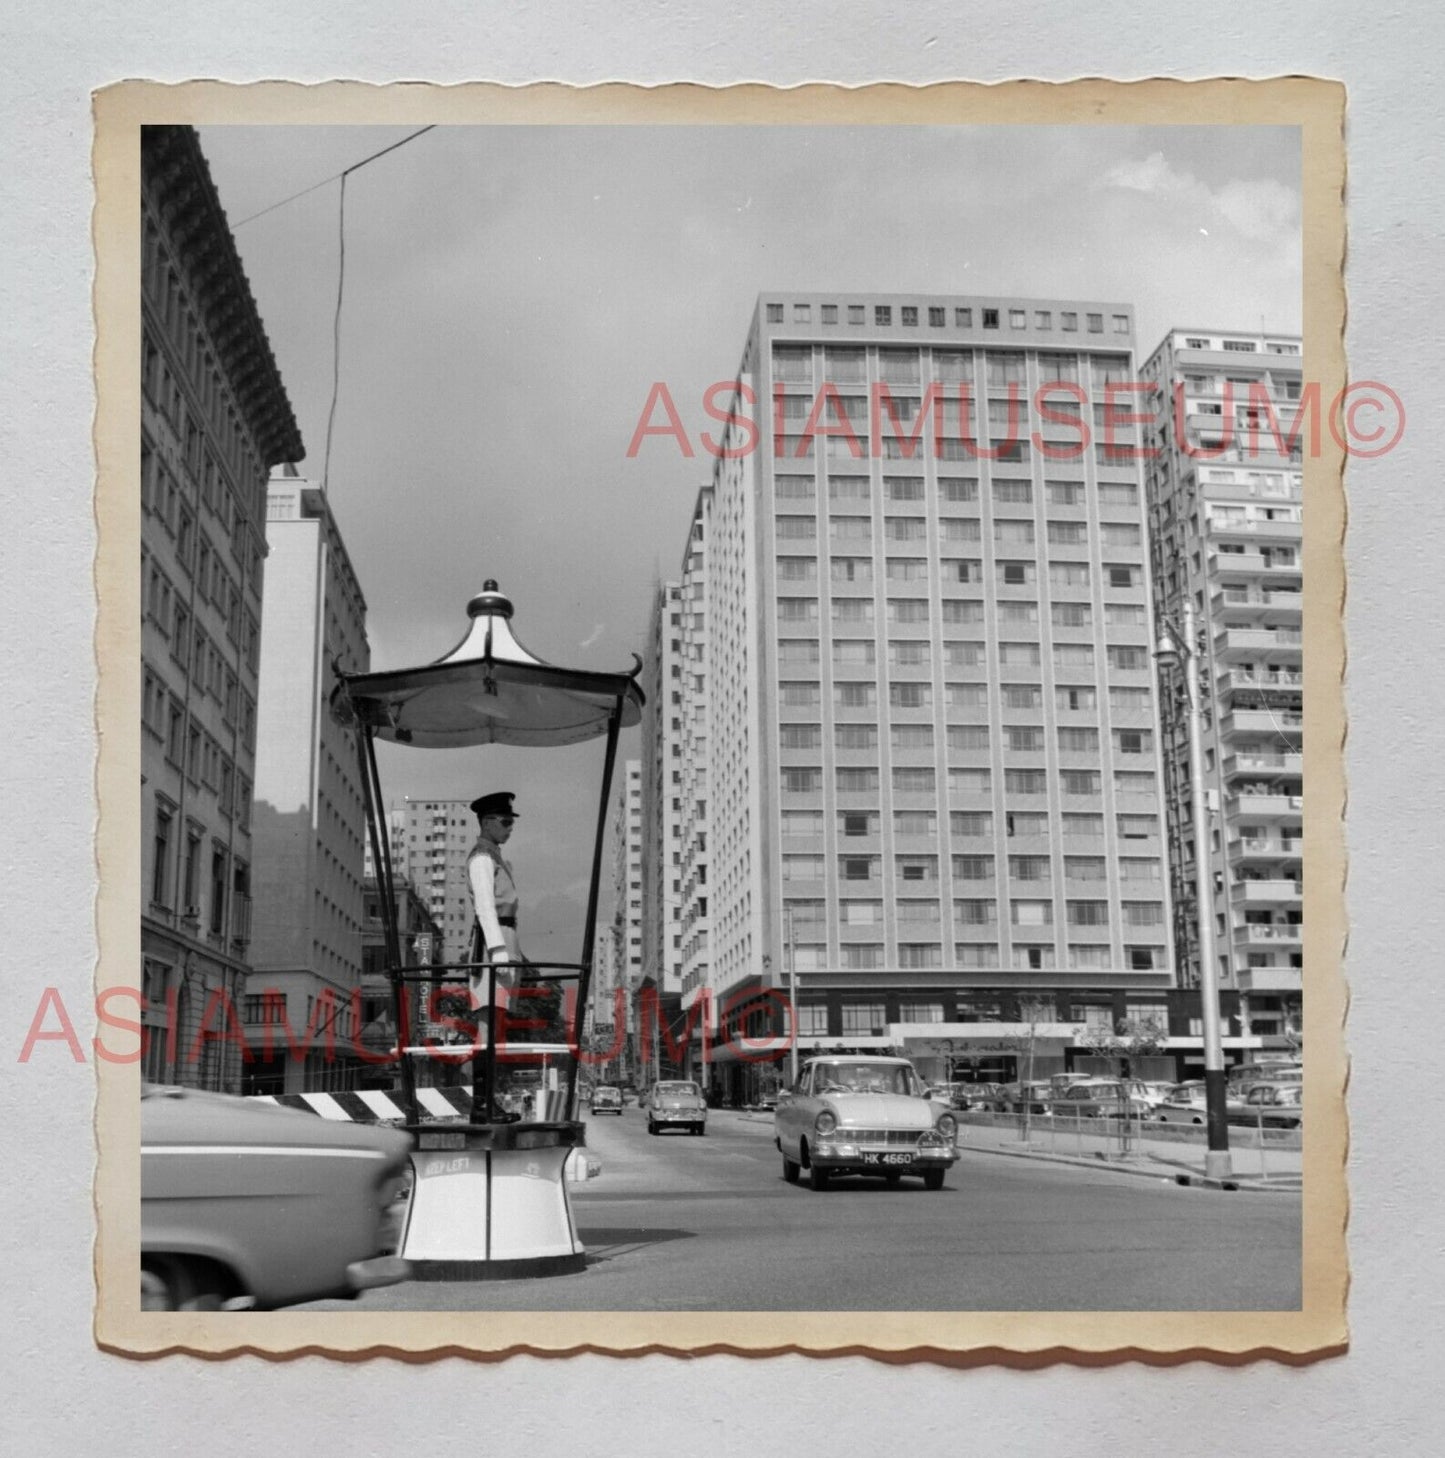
470 791 519 820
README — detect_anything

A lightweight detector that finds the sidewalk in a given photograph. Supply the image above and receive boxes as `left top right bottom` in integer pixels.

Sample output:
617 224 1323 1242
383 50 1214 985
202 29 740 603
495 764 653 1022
719 1106 1300 1192
953 1112 1302 1192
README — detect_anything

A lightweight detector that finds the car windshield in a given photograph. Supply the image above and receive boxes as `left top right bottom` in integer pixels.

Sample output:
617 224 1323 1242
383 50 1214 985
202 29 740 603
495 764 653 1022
813 1062 917 1096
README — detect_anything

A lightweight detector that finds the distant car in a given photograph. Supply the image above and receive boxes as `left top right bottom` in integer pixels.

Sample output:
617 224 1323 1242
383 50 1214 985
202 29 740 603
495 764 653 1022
1133 1081 1179 1110
1229 1081 1303 1129
589 1085 624 1114
647 1079 708 1135
141 1085 412 1311
1001 1080 1054 1115
774 1055 959 1191
1050 1080 1153 1119
1153 1082 1209 1125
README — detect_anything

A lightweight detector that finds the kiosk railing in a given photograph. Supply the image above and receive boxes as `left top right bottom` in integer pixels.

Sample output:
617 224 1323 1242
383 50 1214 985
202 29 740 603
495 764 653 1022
387 960 588 1127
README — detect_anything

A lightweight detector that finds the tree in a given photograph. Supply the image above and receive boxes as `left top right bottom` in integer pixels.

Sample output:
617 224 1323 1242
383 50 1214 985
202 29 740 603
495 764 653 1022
1074 1014 1170 1152
996 997 1053 1143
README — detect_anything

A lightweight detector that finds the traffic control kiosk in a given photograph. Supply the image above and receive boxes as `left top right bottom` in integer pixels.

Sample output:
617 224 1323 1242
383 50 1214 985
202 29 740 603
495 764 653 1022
332 581 643 1279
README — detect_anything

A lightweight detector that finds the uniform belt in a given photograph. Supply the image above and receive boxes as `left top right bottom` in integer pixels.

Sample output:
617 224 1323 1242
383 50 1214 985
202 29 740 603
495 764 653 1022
497 916 517 927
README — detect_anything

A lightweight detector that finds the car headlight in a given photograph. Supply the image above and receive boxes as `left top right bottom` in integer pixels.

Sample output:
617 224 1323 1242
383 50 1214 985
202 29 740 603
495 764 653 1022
814 1110 837 1135
935 1112 957 1140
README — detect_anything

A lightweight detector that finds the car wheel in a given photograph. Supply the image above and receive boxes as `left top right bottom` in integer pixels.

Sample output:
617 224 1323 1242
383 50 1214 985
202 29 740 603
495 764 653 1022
141 1255 230 1311
809 1162 830 1191
695 1124 705 1136
922 1169 946 1192
782 1153 801 1184
884 1173 903 1187
647 1121 657 1135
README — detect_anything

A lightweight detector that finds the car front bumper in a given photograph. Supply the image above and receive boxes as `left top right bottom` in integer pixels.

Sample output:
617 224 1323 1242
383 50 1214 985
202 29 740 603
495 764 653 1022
345 1254 413 1292
809 1140 957 1174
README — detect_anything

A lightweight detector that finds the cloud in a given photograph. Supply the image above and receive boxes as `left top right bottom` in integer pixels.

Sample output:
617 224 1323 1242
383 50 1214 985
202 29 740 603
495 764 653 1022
1098 151 1299 246
1101 151 1192 196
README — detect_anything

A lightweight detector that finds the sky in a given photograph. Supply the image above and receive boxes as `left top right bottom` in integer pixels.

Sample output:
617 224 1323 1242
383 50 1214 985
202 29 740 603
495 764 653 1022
197 123 1301 958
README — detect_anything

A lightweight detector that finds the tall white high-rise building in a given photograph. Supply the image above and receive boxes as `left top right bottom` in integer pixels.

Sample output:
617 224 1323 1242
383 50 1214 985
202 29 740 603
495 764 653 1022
247 470 370 1093
1140 327 1304 1045
669 292 1201 1097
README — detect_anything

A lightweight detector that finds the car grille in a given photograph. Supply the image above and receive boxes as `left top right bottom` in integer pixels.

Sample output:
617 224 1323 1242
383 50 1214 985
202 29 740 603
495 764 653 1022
843 1128 924 1148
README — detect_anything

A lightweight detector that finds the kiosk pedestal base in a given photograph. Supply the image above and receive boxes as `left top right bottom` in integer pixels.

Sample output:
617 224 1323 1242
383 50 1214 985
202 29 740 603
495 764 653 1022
399 1122 590 1280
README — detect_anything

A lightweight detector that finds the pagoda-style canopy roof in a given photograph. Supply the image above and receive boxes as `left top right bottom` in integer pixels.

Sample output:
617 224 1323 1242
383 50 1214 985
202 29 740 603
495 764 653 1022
334 582 643 748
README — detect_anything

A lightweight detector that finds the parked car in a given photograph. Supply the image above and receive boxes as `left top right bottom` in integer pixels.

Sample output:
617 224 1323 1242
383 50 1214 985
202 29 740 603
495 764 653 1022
647 1079 708 1135
1050 1080 1153 1119
774 1055 959 1191
1152 1081 1210 1125
1228 1081 1303 1129
589 1084 624 1114
1229 1061 1303 1097
1127 1080 1179 1110
1001 1080 1055 1115
141 1084 412 1311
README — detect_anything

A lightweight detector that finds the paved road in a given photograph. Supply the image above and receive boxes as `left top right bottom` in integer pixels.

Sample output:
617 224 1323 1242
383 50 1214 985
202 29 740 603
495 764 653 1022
296 1106 1301 1311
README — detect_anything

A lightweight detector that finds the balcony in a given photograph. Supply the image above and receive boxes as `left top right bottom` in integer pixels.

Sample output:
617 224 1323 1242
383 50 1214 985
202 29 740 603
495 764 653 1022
1234 923 1303 946
1228 792 1304 819
1214 627 1302 659
1209 548 1301 577
1228 836 1303 863
1220 709 1304 738
1230 879 1304 906
1236 964 1303 994
1212 588 1303 619
1219 667 1303 694
1207 516 1301 541
1223 750 1303 778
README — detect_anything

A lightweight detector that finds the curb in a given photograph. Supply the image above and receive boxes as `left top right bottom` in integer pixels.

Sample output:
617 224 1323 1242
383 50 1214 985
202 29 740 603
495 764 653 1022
958 1141 1181 1185
957 1141 1299 1193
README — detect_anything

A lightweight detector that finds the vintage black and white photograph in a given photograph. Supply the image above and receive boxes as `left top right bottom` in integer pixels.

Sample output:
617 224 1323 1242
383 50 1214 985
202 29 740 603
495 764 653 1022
101 82 1346 1351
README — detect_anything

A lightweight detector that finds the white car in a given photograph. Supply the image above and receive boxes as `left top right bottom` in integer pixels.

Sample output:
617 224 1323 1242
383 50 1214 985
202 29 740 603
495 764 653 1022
646 1080 708 1136
773 1055 959 1191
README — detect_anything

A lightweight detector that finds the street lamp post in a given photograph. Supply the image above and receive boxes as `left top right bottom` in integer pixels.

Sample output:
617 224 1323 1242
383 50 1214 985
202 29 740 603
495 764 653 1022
1156 596 1232 1180
785 904 799 1088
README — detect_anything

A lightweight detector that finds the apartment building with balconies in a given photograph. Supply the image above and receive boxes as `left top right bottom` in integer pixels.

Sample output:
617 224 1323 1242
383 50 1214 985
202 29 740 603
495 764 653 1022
1141 328 1303 1043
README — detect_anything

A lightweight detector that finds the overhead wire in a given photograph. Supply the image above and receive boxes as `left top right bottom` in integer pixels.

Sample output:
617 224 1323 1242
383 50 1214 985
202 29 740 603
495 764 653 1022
231 126 438 495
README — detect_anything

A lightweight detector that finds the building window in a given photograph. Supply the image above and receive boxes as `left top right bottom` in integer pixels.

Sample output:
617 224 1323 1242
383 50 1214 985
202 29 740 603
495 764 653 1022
901 306 918 326
1087 313 1103 333
1009 309 1026 329
821 304 838 325
1036 311 1052 330
841 1001 887 1032
836 767 881 793
839 810 879 837
151 804 173 907
848 305 865 325
950 812 992 837
955 308 973 327
1113 314 1130 334
794 303 811 322
766 303 783 322
875 306 892 326
840 855 880 882
1061 312 1078 332
982 309 999 329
